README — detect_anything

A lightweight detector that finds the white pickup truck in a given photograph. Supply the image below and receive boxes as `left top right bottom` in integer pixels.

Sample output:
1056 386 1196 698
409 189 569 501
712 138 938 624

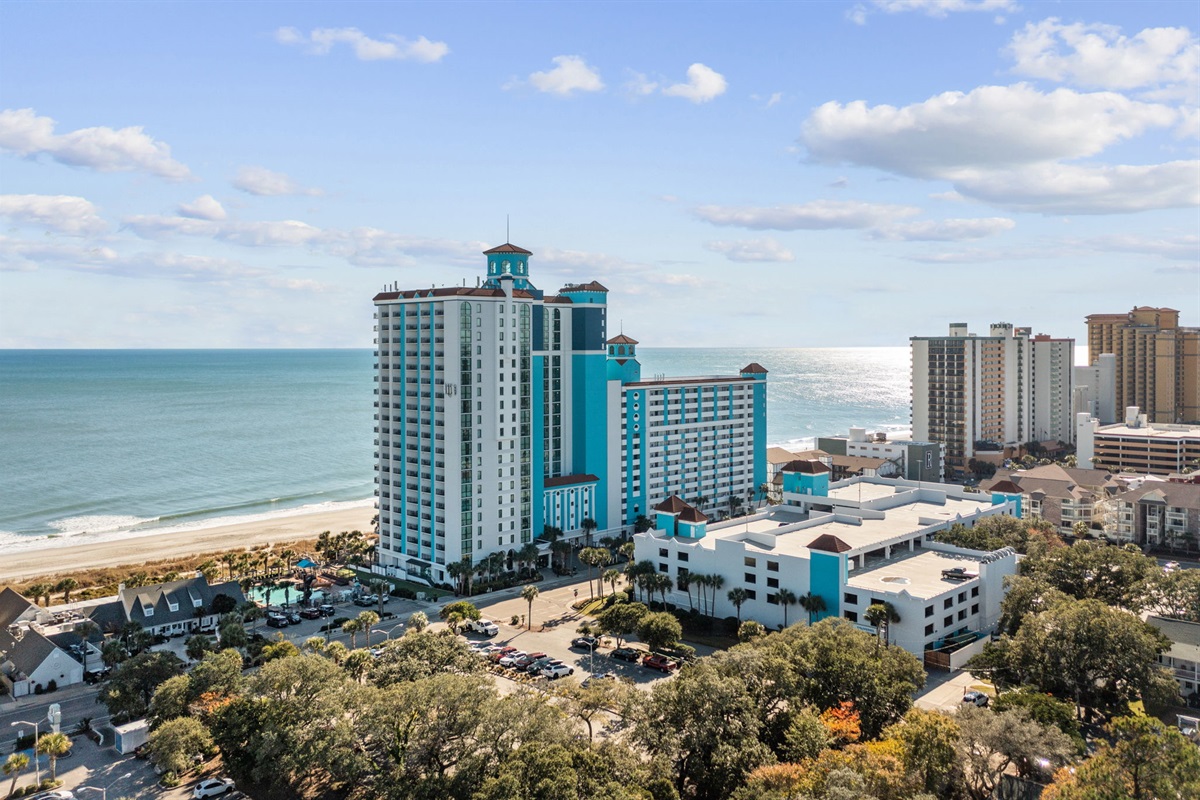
465 618 499 637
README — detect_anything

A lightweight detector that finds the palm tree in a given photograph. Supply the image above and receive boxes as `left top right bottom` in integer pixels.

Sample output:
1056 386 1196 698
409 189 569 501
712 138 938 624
197 560 220 584
676 572 694 611
864 602 900 648
55 577 79 605
551 540 573 574
618 541 635 564
369 579 390 618
692 574 710 616
603 568 622 597
3 753 29 798
25 583 50 607
521 584 539 629
777 588 798 628
357 611 380 648
727 587 749 622
342 618 362 650
37 732 71 782
707 574 725 618
581 517 598 547
221 554 237 580
798 592 827 625
579 547 611 599
517 542 541 576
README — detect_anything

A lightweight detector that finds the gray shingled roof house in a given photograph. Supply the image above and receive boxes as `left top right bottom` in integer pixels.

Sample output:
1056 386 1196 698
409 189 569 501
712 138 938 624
0 587 85 698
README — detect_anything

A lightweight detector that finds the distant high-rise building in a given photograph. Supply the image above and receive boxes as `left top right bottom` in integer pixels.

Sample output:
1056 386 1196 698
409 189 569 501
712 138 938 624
911 323 1074 478
1085 307 1199 424
371 242 766 585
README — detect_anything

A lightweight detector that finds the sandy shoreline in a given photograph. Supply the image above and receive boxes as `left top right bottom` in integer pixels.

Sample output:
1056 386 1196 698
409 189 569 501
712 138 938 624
0 505 376 584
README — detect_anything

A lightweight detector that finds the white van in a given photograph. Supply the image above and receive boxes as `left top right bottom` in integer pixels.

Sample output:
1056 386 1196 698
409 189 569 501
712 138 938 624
466 619 499 637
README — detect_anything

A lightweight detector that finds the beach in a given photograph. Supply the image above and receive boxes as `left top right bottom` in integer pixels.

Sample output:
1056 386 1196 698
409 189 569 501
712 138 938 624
0 504 376 584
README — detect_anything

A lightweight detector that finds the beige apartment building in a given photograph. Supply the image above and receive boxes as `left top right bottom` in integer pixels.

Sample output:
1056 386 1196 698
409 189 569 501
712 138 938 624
1085 307 1200 424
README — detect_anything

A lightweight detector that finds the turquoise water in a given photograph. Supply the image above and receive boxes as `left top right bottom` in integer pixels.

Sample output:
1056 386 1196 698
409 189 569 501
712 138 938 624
0 347 909 550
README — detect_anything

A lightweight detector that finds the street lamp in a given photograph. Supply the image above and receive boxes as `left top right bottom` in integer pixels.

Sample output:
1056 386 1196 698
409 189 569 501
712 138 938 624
9 720 40 786
371 622 406 641
78 771 133 800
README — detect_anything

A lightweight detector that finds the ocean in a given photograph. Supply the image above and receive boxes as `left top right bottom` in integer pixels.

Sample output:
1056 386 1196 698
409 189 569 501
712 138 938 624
0 347 909 553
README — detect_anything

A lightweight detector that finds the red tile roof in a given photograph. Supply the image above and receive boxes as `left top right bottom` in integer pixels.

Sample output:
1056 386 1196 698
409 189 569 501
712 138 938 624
781 459 831 474
373 287 535 302
655 495 692 513
989 480 1024 494
483 243 532 255
560 281 609 293
741 362 769 374
679 506 708 524
544 473 599 488
807 533 853 553
607 334 639 345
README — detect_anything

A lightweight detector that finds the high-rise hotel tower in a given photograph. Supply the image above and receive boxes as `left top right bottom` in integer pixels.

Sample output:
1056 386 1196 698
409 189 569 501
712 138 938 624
372 243 766 584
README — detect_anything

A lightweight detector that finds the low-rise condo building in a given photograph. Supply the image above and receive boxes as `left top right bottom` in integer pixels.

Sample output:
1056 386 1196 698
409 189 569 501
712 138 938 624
1077 406 1200 477
633 471 1019 665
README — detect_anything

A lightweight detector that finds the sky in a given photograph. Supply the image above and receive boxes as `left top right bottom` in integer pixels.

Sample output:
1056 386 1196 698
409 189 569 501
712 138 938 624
0 0 1197 349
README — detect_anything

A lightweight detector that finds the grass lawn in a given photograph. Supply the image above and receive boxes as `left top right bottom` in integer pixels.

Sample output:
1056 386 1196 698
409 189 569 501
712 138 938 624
350 568 450 600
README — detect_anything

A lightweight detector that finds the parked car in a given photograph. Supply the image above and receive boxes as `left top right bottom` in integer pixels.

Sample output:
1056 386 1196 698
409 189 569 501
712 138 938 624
527 657 560 675
299 607 322 620
318 604 336 616
582 671 618 687
542 663 575 679
962 691 990 707
498 650 528 668
642 654 679 673
513 652 547 670
571 636 601 650
466 619 500 637
265 615 288 629
489 646 517 663
354 594 377 607
193 777 236 798
285 610 301 624
30 791 76 800
1165 561 1181 572
610 646 641 662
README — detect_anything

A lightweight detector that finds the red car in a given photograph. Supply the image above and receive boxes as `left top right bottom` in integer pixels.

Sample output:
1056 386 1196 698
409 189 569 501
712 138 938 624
488 646 517 663
642 654 679 673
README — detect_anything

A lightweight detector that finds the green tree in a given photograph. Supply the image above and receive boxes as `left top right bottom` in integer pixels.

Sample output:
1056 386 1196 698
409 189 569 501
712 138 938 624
992 688 1084 751
955 705 1076 800
148 717 214 777
3 752 28 798
439 599 481 623
261 638 301 662
357 610 380 648
218 619 248 650
101 637 129 667
36 732 72 782
1042 715 1200 800
798 591 826 625
776 588 797 628
595 601 649 646
780 707 830 763
579 547 612 599
977 598 1177 719
638 611 683 652
185 634 214 661
727 587 748 622
55 577 79 604
210 592 237 616
633 659 773 800
1023 539 1158 610
99 650 185 720
581 516 598 547
737 620 766 642
864 602 900 648
25 582 52 607
1072 520 1090 539
369 629 482 686
884 707 960 796
603 568 623 598
1145 567 1200 622
521 584 540 629
149 673 193 725
341 618 362 650
407 610 429 633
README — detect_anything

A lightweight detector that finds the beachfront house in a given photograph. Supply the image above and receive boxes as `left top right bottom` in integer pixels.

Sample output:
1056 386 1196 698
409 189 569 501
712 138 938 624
0 587 91 697
89 576 246 639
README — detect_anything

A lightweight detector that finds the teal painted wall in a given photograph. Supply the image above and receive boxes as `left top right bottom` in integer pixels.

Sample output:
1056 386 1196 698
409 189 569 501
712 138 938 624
750 378 767 496
572 352 609 529
532 355 546 536
991 492 1022 517
808 551 843 621
655 511 676 535
783 470 830 496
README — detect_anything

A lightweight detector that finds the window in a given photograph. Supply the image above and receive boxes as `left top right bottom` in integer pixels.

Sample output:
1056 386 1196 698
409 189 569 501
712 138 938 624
659 563 668 573
659 548 668 558
767 561 779 572
844 592 858 605
958 609 967 621
744 573 756 584
677 551 689 562
925 605 934 618
971 603 979 614
944 615 953 627
958 592 967 603
744 556 756 567
744 589 757 600
944 598 954 609
924 624 934 636
767 593 778 605
971 587 979 598
767 577 779 589
845 611 858 623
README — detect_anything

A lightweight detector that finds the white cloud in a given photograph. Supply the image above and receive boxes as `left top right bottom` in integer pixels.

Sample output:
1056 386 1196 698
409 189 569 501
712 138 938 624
177 194 227 221
663 63 727 103
693 200 920 230
954 160 1199 214
871 0 1019 17
0 236 116 271
624 71 659 97
275 26 449 63
872 217 1015 240
802 84 1177 178
766 92 783 108
704 238 795 262
526 56 604 96
1082 232 1199 261
0 194 107 235
1008 19 1199 92
232 165 322 197
123 214 325 247
0 108 191 181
